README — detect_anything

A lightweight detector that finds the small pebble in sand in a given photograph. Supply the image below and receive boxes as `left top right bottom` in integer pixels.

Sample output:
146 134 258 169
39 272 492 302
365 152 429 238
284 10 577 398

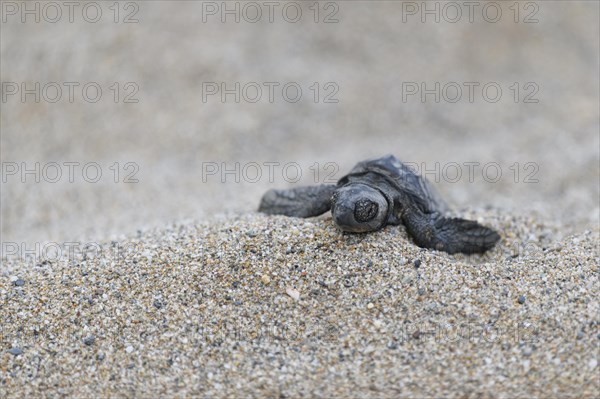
14 279 25 287
367 303 375 310
8 347 23 356
286 286 300 301
126 345 134 353
518 295 526 304
261 275 271 285
83 336 96 346
413 259 421 268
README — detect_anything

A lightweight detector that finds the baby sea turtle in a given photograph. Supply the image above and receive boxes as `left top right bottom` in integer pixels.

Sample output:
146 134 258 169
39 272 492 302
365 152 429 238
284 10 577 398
259 155 500 254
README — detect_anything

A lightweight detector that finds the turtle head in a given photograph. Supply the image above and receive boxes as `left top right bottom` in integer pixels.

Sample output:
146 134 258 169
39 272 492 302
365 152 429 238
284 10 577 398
331 184 389 233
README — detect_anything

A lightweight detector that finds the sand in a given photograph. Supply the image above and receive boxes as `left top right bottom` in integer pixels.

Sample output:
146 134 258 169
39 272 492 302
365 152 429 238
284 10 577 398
1 210 599 397
1 1 599 397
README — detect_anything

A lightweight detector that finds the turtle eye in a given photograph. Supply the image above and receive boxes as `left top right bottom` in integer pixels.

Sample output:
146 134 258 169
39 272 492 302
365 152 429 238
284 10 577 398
353 199 379 222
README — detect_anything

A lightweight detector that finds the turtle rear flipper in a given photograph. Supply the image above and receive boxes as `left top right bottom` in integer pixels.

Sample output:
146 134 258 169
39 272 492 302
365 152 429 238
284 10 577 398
432 217 500 254
259 185 336 218
403 210 500 254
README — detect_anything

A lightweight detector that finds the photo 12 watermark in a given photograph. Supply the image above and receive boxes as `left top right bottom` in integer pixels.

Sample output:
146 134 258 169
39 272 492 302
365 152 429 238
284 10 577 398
1 1 140 24
401 82 540 104
1 82 140 104
200 1 340 24
399 1 539 24
1 240 141 266
202 161 340 183
1 161 140 184
201 81 339 104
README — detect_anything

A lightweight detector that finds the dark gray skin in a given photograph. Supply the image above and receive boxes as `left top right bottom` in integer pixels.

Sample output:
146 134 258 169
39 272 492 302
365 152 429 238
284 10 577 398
259 155 500 254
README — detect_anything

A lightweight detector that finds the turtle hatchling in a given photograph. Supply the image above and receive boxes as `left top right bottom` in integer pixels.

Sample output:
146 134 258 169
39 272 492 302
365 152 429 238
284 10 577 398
259 155 500 254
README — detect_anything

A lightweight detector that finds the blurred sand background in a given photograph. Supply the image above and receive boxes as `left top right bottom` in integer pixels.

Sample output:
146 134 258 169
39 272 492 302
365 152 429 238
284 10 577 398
1 0 598 251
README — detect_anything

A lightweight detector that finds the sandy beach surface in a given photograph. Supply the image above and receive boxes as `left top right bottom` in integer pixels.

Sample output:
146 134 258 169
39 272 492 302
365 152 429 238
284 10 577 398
2 1 599 397
1 211 599 397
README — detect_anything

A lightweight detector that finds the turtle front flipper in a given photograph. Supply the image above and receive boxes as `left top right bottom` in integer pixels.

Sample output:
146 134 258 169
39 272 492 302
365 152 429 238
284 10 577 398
402 209 500 254
259 185 336 218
